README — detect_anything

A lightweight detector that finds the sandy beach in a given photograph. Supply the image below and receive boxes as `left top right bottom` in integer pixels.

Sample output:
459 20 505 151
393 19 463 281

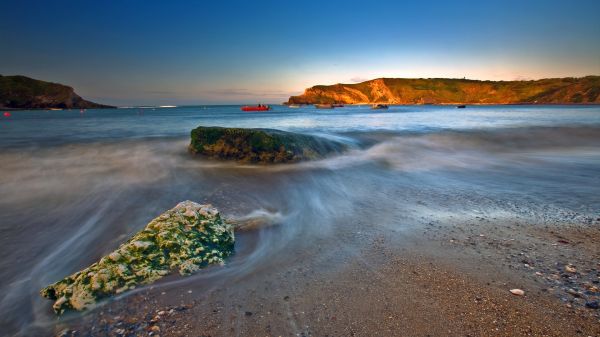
59 211 600 336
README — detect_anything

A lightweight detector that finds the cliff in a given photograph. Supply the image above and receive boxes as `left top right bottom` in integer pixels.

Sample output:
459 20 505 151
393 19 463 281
0 75 114 109
287 76 600 105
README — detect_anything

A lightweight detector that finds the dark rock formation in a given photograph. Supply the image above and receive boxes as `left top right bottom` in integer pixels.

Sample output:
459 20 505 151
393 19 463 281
189 126 345 163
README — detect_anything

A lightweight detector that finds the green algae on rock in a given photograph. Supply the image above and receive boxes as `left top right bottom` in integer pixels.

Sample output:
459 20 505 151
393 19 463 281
40 201 234 314
189 126 345 163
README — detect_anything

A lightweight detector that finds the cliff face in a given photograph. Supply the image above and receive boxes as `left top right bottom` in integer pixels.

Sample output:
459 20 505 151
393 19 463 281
0 75 114 109
287 76 600 105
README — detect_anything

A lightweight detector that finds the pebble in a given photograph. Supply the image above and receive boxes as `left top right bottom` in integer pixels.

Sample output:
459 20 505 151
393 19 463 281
509 289 525 296
565 265 577 273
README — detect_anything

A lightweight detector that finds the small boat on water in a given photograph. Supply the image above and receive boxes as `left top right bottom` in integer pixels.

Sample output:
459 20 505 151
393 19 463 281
332 103 344 107
371 104 388 110
241 104 271 111
315 104 334 109
288 104 301 108
456 105 466 108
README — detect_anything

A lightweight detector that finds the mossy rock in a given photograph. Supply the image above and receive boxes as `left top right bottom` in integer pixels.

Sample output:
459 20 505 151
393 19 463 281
40 201 234 314
189 126 345 163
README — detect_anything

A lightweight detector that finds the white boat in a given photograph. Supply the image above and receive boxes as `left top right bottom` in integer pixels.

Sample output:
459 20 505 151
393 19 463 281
371 104 388 109
315 104 334 109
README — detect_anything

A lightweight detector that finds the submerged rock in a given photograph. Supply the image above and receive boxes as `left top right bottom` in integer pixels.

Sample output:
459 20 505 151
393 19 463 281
189 126 345 163
40 201 234 314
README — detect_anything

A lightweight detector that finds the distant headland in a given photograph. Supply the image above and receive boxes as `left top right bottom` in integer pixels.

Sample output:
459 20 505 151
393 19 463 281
287 76 600 105
0 75 115 109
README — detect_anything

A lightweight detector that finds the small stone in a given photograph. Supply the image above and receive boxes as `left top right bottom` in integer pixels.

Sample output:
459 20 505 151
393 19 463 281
585 301 599 309
567 288 581 297
565 265 577 273
245 311 253 316
150 325 161 332
509 289 525 296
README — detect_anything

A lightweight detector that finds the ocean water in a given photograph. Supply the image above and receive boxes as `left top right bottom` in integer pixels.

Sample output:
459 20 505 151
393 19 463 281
1 105 600 147
1 105 599 336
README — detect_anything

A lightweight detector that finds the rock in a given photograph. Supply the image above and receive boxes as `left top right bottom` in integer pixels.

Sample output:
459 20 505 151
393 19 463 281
40 201 235 314
585 300 599 309
566 288 581 297
565 265 577 273
509 289 525 296
189 126 345 163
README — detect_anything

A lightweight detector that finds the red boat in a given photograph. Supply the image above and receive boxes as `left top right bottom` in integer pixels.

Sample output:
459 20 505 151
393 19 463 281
241 105 271 111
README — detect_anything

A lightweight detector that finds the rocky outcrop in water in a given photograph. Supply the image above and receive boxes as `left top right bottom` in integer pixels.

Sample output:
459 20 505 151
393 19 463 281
40 201 234 314
189 126 345 163
287 76 600 105
0 75 114 109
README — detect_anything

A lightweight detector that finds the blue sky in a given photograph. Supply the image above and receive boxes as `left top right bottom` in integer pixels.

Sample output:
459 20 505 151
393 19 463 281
1 0 599 105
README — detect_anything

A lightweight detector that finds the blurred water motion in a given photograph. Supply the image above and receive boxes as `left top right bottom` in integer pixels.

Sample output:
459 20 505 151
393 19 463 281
0 105 599 335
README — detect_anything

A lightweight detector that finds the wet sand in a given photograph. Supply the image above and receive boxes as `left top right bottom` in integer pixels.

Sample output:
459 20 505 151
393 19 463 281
57 217 600 337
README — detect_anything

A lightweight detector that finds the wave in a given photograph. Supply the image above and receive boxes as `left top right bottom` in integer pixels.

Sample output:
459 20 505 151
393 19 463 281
0 126 599 335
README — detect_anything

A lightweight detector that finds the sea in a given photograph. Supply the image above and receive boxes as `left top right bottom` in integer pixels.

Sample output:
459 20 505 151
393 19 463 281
1 104 599 336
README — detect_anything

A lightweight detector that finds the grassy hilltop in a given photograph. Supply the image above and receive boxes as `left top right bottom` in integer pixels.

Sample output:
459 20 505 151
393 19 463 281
0 75 114 109
287 76 600 105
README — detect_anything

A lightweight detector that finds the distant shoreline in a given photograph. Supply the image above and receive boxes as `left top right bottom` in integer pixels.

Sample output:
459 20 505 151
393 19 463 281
287 76 600 105
4 103 600 111
285 102 600 106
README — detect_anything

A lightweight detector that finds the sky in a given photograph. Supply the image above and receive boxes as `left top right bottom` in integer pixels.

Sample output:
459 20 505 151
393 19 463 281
1 0 599 105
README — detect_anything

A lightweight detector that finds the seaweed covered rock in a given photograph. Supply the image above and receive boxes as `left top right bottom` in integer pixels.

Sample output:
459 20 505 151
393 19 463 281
189 126 345 163
40 201 234 314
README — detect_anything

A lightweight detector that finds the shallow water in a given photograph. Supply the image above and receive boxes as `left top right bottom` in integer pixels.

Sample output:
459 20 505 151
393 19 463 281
0 105 599 336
